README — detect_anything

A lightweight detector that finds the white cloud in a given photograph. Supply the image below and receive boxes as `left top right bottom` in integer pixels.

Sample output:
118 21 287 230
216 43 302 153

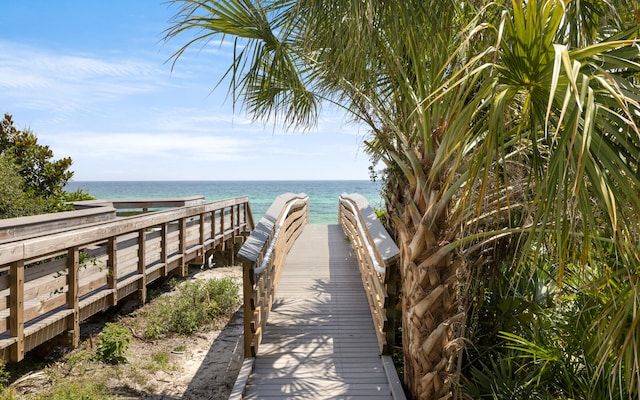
0 34 372 181
50 130 257 160
0 40 167 115
149 107 255 134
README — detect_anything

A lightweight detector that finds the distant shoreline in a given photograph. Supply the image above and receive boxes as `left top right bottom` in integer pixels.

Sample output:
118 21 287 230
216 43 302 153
69 179 374 182
66 180 383 225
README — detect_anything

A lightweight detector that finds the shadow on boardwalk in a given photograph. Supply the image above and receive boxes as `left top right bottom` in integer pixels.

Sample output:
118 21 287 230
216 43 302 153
241 224 393 399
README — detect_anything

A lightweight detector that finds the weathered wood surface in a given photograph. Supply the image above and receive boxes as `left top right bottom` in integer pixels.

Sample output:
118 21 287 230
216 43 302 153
0 207 117 245
237 193 308 265
338 194 401 354
238 193 309 358
72 196 205 211
0 197 253 362
0 197 210 245
241 224 403 399
339 193 399 264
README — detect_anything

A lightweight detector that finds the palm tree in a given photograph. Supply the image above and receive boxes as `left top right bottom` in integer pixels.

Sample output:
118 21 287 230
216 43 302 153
454 2 640 397
165 0 640 398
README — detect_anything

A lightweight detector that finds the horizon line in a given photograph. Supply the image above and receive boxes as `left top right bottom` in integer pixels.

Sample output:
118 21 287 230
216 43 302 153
68 178 377 182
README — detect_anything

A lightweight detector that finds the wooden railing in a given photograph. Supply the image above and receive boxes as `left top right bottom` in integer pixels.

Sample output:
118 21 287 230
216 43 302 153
237 193 309 357
0 207 117 244
72 196 206 216
338 193 400 354
0 197 209 245
0 196 253 362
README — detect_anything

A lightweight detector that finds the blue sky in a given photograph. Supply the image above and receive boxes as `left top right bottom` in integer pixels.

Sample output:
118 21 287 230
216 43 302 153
0 1 373 181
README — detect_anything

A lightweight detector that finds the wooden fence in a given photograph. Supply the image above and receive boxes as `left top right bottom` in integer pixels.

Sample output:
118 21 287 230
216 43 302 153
0 197 253 362
338 193 400 354
236 193 309 357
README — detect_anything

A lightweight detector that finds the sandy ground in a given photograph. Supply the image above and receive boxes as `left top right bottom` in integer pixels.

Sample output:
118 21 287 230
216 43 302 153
139 265 245 400
8 265 246 400
132 308 244 400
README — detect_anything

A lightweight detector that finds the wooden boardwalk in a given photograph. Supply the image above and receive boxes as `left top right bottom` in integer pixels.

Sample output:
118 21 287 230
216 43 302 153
0 197 252 362
242 224 398 399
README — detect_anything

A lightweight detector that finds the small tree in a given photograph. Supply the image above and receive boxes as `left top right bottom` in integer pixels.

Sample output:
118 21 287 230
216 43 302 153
0 113 77 215
0 155 45 218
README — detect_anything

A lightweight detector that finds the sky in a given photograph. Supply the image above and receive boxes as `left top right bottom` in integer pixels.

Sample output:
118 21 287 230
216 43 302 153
0 1 374 181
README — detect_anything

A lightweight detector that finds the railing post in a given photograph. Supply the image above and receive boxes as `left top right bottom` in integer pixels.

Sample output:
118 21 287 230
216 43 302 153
179 218 187 276
197 213 206 265
242 259 254 357
231 205 236 238
9 260 25 362
203 211 215 268
161 223 168 276
107 237 118 306
199 213 205 247
137 229 147 303
66 247 80 348
244 201 255 232
211 210 217 241
220 208 225 238
229 205 237 264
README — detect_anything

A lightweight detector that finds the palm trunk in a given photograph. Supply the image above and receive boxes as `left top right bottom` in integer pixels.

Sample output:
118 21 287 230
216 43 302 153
389 178 466 399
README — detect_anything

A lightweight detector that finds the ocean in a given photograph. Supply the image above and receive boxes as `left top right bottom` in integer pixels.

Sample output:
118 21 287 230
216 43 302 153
65 180 383 224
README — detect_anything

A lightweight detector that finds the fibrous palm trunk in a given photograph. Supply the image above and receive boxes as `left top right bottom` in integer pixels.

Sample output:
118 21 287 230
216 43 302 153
386 174 466 399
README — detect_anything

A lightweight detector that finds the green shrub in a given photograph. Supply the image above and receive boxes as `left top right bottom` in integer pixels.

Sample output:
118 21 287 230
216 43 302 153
151 352 169 368
61 188 94 202
0 360 9 390
139 351 175 373
1 114 76 215
36 380 110 400
144 277 240 339
0 156 45 219
64 350 93 376
95 322 131 365
0 389 19 400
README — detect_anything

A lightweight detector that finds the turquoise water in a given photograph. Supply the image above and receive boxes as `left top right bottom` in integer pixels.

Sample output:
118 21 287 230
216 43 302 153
66 180 383 224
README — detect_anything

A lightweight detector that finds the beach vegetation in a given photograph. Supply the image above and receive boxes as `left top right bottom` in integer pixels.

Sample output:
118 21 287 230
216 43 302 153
2 273 239 399
0 360 9 390
0 113 93 219
0 155 46 218
61 188 94 203
138 277 240 339
31 379 110 400
165 1 640 398
95 323 132 365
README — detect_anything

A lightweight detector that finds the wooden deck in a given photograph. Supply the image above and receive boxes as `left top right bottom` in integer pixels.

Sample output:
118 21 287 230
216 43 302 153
0 197 253 362
241 224 399 399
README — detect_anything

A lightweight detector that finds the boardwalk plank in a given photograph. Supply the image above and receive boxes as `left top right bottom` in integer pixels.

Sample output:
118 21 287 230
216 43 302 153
242 224 397 399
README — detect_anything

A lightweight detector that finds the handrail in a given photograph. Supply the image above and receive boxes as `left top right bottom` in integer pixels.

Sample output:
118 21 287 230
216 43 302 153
73 196 206 209
0 196 254 362
0 196 251 265
339 196 387 274
0 206 117 245
0 196 209 245
338 193 400 266
338 192 400 354
254 195 308 275
237 193 309 357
